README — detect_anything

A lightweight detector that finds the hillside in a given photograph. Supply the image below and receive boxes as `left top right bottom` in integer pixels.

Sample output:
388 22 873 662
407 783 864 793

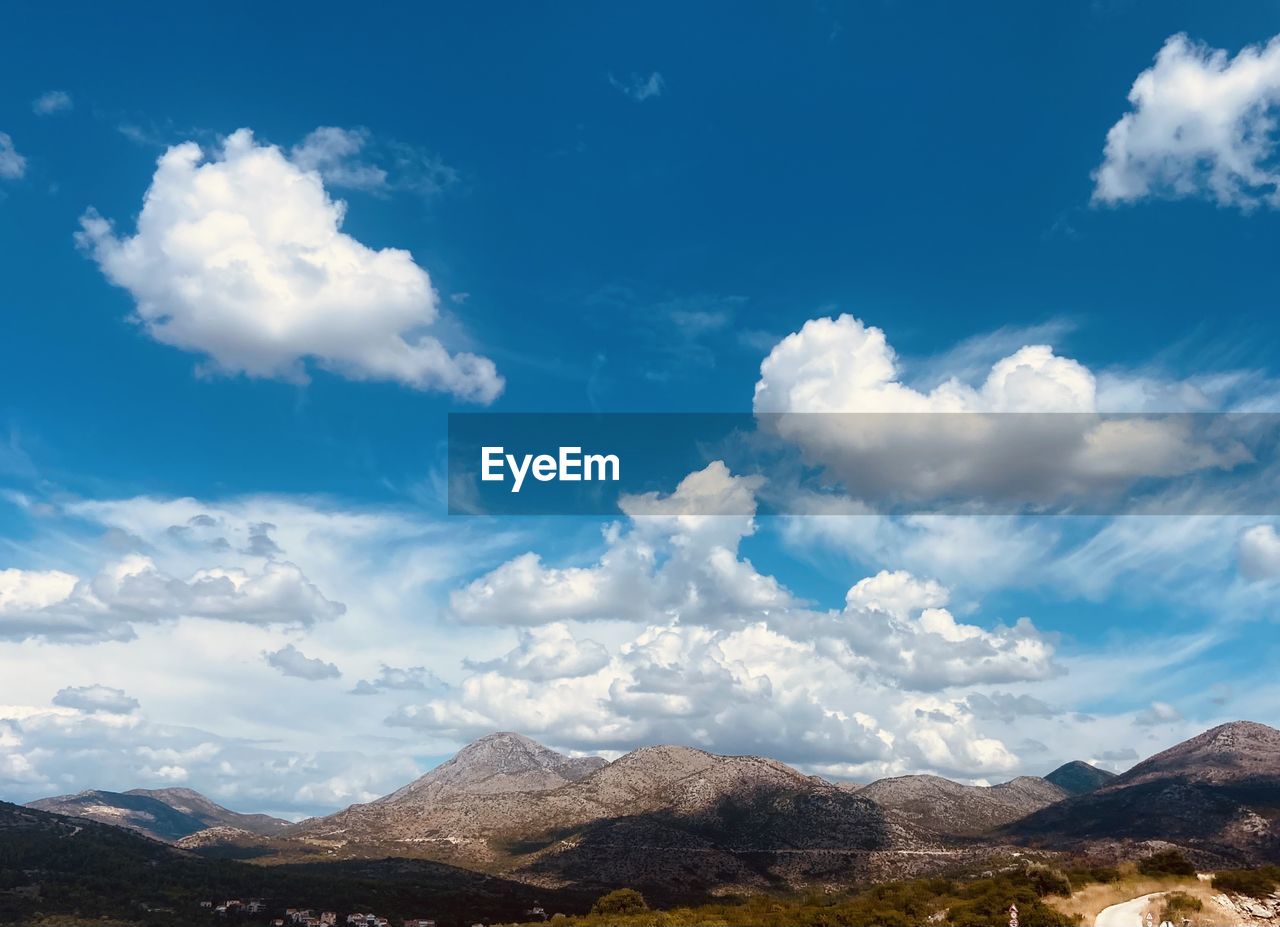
259 740 947 897
1006 721 1280 863
1044 761 1116 796
376 730 606 805
26 786 290 843
855 774 1069 836
0 799 586 926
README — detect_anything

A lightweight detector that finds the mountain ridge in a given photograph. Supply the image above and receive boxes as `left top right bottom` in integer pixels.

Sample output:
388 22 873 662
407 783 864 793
26 786 290 843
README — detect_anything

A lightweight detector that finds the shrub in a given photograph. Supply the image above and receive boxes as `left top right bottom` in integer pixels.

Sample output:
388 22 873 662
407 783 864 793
1159 891 1203 923
590 888 649 917
1137 850 1196 878
1025 865 1073 897
1211 867 1280 898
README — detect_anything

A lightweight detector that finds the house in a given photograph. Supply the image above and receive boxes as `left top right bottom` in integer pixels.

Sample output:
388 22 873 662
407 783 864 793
405 920 436 927
200 901 214 908
319 914 337 926
247 900 265 914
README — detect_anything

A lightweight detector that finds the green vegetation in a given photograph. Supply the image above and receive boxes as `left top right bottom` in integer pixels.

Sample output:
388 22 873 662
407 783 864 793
0 802 587 927
591 889 649 916
1064 866 1120 885
511 869 1088 927
1158 892 1203 923
1210 866 1280 897
1136 850 1196 878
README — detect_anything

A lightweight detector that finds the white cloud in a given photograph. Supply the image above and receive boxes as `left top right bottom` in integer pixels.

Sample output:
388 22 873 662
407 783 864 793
0 555 344 643
51 684 139 714
1238 523 1280 580
844 569 949 620
290 127 458 197
77 129 502 402
350 664 444 695
463 623 610 681
266 643 341 680
753 314 1247 506
290 127 388 191
1095 33 1280 207
0 701 420 815
0 133 26 180
610 71 665 102
450 462 788 627
395 462 1063 776
31 90 72 116
1135 700 1183 726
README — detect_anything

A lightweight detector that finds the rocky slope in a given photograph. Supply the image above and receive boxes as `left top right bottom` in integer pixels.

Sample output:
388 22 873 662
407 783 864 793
855 773 1069 836
274 739 942 896
1044 760 1116 796
376 731 606 805
26 786 289 843
1006 721 1280 862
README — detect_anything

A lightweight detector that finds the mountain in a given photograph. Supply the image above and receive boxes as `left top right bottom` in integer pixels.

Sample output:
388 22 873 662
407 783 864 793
1006 721 1280 863
1044 760 1115 796
269 740 944 898
127 787 290 835
855 774 1069 836
376 731 607 805
26 786 289 843
129 721 1280 897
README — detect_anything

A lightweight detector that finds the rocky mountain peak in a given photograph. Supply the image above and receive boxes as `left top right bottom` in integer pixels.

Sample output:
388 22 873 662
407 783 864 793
1116 719 1280 787
376 732 607 805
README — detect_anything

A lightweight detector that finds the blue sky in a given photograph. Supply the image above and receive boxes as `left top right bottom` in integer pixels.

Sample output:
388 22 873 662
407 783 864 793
2 1 1280 818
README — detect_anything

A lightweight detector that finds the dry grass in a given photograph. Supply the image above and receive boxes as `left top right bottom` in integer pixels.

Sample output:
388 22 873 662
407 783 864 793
1051 871 1244 927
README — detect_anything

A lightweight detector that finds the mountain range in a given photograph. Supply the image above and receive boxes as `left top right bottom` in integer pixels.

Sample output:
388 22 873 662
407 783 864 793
26 786 290 843
19 721 1280 899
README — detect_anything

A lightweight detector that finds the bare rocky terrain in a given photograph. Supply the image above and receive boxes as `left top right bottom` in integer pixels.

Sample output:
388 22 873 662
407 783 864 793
853 773 1069 837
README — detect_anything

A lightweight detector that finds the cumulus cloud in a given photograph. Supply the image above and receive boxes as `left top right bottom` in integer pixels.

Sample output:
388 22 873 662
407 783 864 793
0 555 344 643
77 129 502 401
266 643 341 681
0 133 26 180
1095 33 1280 207
31 90 72 115
350 664 445 695
844 570 950 620
52 684 139 714
610 71 665 102
450 462 789 627
1238 523 1280 580
392 462 1062 776
463 624 611 681
753 314 1247 506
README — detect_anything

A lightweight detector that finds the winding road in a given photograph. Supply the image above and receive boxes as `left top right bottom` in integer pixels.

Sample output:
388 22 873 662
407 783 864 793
1095 893 1166 927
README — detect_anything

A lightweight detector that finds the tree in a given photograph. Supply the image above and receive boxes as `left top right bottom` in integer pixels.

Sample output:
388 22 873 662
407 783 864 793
590 889 648 917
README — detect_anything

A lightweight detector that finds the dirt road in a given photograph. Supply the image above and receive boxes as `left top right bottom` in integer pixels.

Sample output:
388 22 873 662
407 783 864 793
1095 892 1166 927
